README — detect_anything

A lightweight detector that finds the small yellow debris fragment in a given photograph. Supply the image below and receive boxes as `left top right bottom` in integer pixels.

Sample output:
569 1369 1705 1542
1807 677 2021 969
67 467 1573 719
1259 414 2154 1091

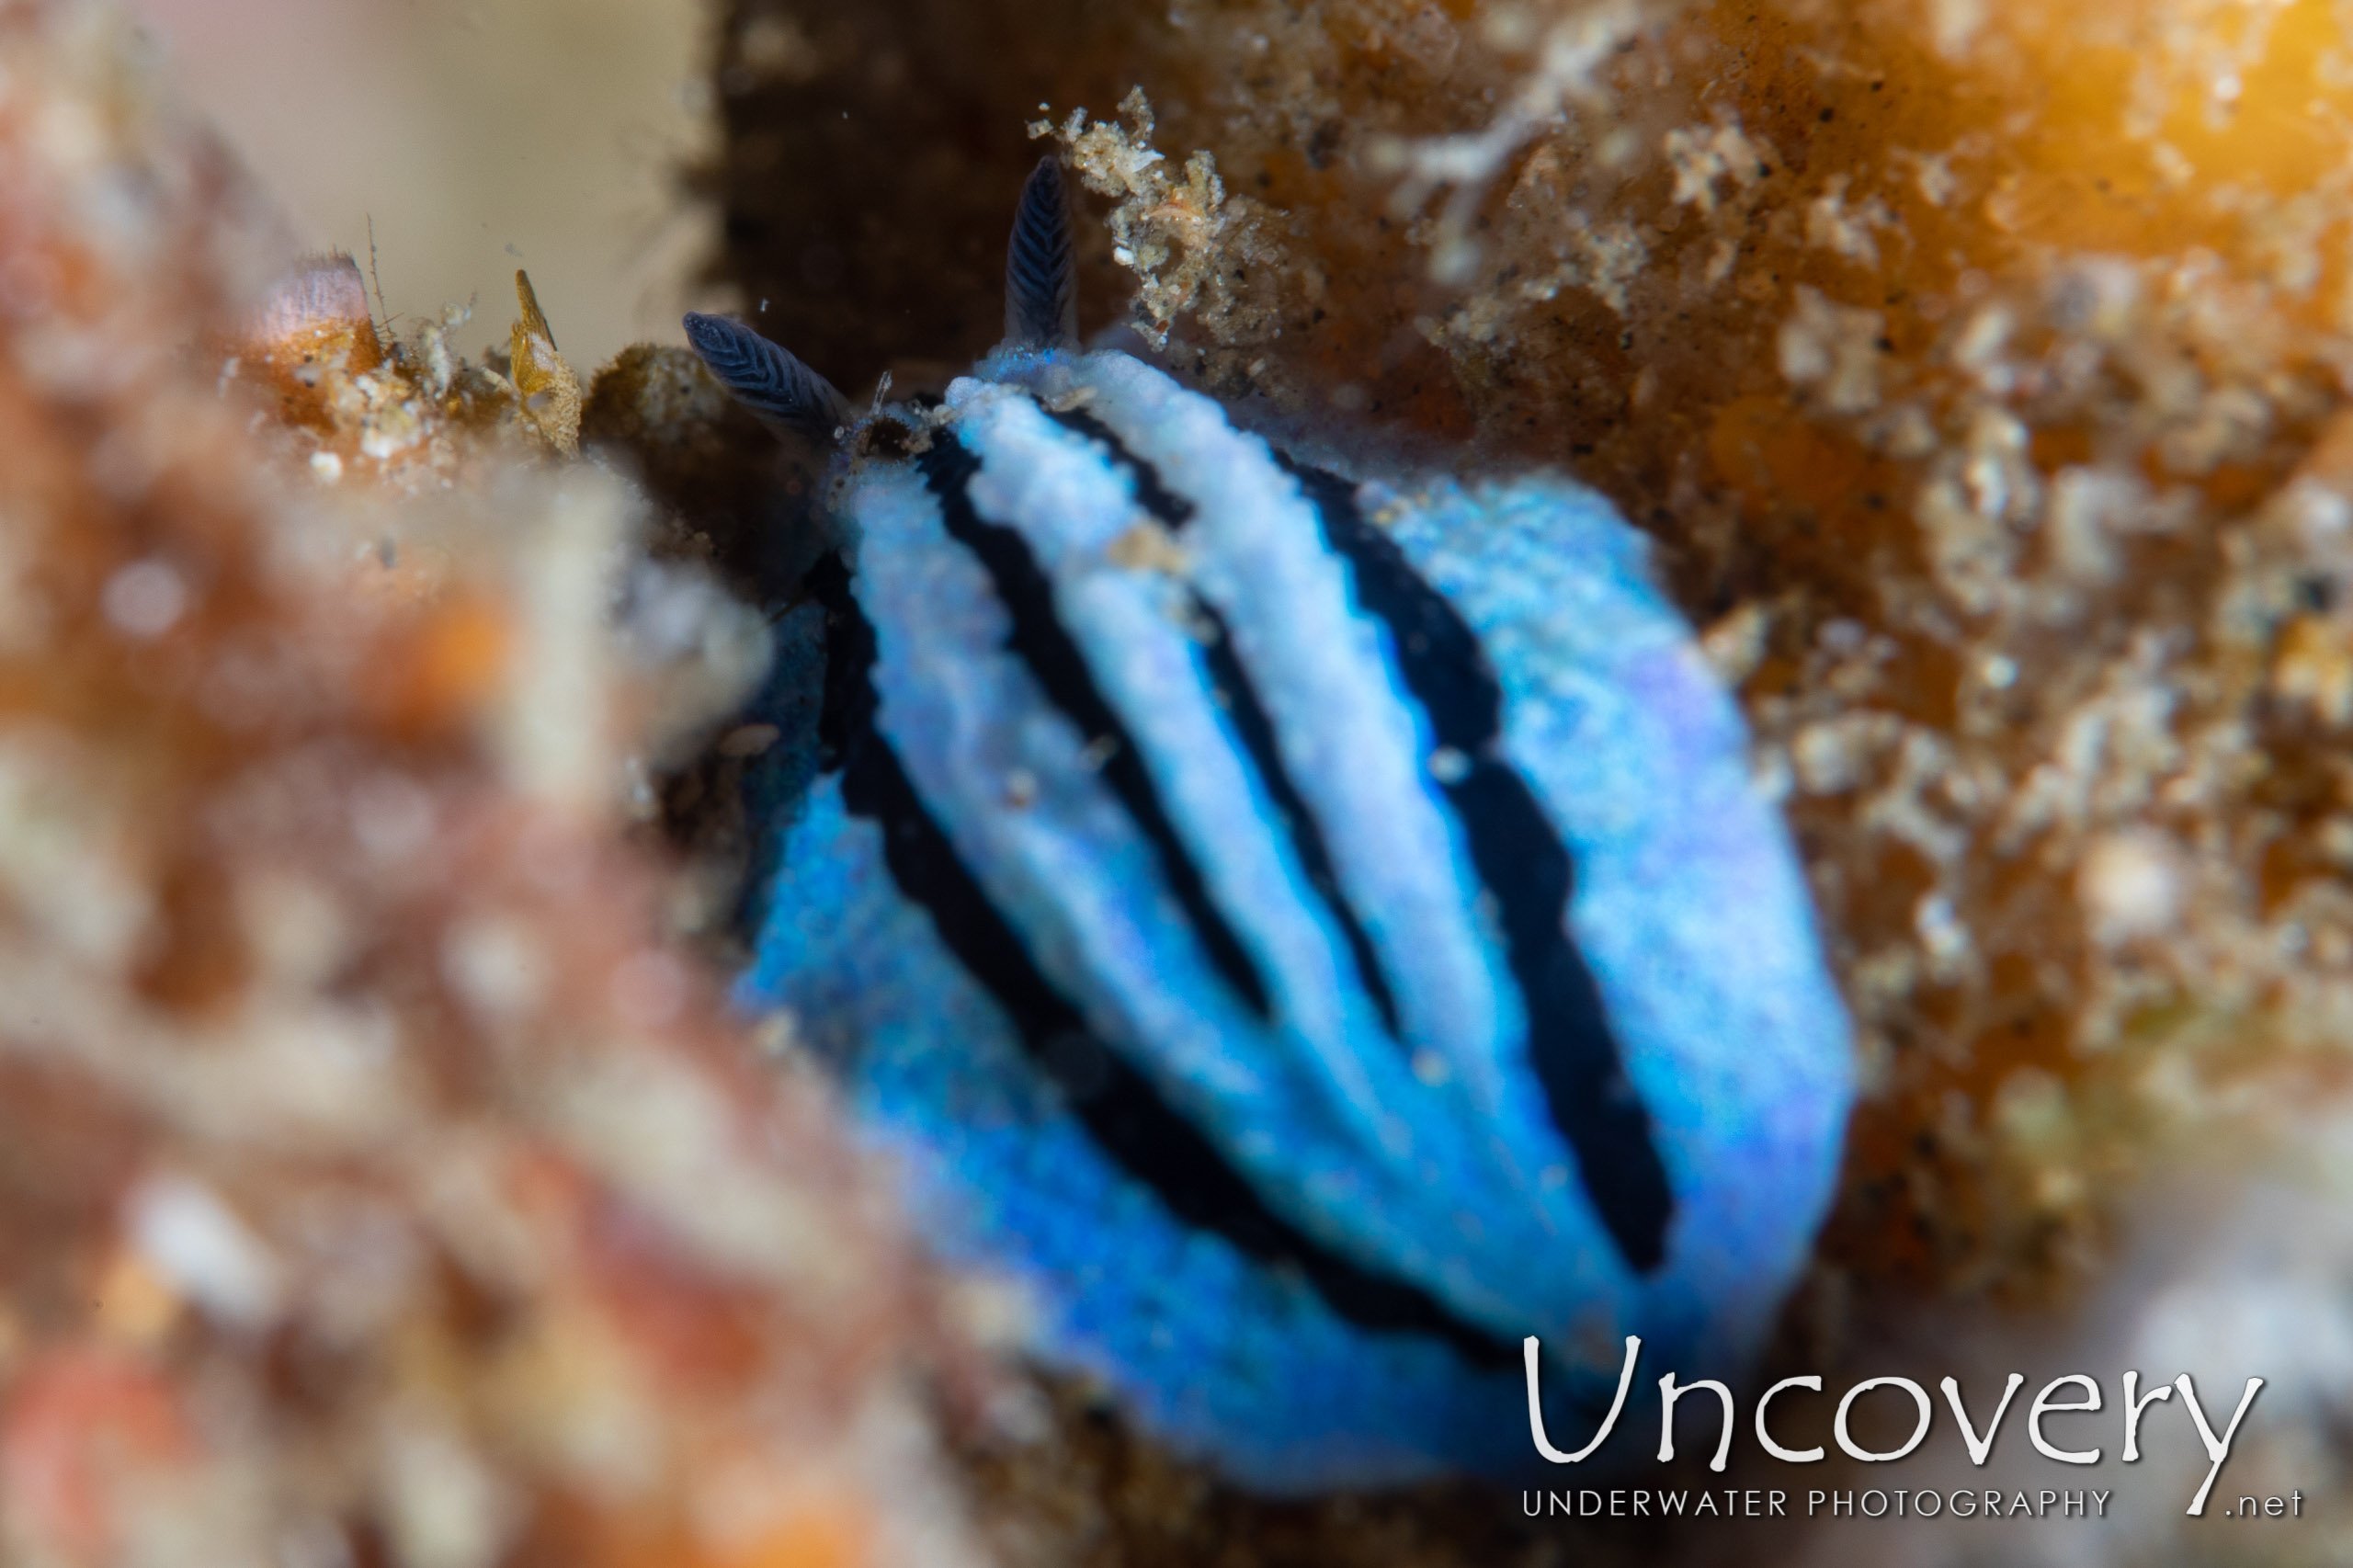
2273 614 2353 725
1104 519 1191 576
508 270 582 456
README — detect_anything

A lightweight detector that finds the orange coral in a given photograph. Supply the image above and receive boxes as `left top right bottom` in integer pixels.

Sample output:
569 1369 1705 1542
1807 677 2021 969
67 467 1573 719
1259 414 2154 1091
0 6 982 1567
238 252 385 431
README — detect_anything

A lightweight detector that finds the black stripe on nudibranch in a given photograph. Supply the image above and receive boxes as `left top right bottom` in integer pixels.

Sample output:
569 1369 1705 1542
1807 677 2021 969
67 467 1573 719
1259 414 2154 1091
1044 407 1197 526
806 554 1519 1371
1195 612 1406 1040
1280 460 1677 1276
1043 404 1407 1040
915 435 1276 1020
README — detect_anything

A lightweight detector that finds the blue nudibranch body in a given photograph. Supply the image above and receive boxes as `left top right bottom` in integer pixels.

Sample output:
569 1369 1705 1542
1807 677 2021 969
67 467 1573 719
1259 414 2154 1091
691 158 1852 1491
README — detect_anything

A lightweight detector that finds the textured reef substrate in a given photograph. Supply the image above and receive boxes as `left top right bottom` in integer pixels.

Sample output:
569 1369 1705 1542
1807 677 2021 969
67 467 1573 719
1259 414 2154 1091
0 8 985 1566
7 0 2353 1564
710 0 2353 1561
710 0 2353 1346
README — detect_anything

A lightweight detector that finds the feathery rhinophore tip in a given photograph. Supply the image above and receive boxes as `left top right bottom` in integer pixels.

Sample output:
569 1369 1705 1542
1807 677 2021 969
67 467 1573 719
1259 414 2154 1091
682 312 853 445
1004 156 1078 350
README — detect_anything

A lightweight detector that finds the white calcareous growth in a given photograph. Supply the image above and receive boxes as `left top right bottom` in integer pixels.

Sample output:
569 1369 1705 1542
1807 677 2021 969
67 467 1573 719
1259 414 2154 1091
2078 828 2185 943
127 1173 286 1329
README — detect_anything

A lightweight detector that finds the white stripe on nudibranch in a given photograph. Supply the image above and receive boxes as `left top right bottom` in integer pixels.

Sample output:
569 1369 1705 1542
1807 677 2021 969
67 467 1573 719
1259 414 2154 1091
949 381 1401 1153
847 451 1265 1106
995 352 1525 1126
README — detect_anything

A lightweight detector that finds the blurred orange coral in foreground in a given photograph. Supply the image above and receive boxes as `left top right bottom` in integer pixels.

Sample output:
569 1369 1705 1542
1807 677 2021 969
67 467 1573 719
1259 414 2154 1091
0 6 981 1566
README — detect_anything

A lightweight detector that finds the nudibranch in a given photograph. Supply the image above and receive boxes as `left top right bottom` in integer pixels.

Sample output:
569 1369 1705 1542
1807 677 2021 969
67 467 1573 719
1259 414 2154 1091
688 157 1852 1491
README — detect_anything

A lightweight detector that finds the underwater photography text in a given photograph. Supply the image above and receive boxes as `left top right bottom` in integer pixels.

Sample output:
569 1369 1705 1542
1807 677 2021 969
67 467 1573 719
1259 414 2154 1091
1523 1335 2267 1517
